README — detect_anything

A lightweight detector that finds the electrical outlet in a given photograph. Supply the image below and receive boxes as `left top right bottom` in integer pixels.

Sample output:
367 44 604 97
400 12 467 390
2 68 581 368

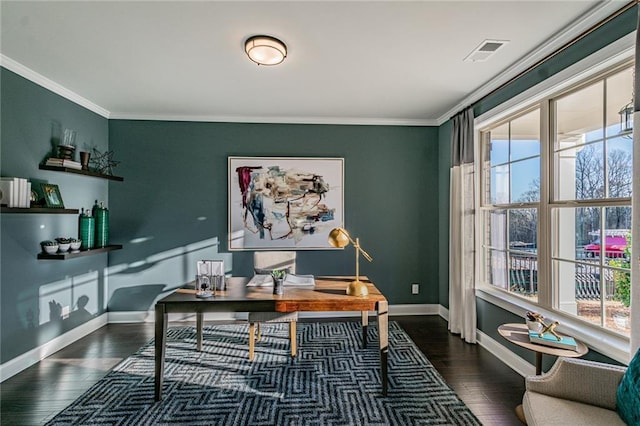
412 283 419 294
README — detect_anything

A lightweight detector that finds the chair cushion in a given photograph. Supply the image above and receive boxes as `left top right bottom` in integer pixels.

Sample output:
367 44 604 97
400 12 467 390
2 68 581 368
524 391 625 426
616 348 640 425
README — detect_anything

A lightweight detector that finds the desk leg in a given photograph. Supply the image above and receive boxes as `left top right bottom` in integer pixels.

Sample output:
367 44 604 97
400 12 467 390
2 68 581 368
196 312 203 352
535 352 542 375
361 311 368 348
154 304 167 401
377 300 388 396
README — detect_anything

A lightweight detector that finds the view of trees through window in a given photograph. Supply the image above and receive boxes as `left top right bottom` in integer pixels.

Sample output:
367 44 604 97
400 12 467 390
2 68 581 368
480 63 633 337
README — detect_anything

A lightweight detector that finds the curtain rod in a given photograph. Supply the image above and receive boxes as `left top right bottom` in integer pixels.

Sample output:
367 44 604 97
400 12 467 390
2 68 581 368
453 0 638 119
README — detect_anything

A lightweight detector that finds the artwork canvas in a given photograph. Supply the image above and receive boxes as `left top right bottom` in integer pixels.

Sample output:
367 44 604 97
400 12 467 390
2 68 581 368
228 157 344 250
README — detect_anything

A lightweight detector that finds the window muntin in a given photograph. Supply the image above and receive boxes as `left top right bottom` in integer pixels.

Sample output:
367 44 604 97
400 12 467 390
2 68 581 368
552 206 631 335
485 109 541 205
479 63 633 338
553 67 634 202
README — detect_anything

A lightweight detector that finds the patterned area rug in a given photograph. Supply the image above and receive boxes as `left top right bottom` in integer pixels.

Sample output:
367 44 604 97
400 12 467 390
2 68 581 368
46 321 481 425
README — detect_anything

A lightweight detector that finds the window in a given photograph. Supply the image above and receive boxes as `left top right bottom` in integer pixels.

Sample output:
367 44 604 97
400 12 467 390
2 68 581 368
481 109 540 302
478 63 633 339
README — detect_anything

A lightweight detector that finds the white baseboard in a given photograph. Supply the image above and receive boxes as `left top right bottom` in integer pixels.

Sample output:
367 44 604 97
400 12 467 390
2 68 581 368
476 329 534 377
438 305 450 320
0 313 108 382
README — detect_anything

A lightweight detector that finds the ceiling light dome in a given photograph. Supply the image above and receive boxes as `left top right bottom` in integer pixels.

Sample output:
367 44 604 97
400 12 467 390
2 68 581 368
245 35 287 66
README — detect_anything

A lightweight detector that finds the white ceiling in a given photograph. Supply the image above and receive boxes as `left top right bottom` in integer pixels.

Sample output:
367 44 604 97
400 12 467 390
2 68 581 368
0 1 628 126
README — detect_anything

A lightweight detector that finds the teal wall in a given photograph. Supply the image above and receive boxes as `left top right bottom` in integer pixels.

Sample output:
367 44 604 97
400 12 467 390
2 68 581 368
1 68 110 363
438 5 637 364
106 120 440 310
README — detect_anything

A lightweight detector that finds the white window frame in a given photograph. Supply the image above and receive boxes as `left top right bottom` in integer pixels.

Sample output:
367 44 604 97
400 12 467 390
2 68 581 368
474 33 635 364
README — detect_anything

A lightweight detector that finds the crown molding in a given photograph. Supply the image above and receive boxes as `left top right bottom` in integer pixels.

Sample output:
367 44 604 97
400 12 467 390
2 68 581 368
107 113 437 127
1 54 111 118
436 0 633 125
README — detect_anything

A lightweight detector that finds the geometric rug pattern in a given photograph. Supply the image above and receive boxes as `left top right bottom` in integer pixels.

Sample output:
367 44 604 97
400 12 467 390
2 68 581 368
46 321 481 425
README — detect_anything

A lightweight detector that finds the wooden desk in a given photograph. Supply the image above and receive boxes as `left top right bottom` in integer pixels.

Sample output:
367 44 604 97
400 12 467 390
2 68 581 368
498 323 588 375
154 276 389 401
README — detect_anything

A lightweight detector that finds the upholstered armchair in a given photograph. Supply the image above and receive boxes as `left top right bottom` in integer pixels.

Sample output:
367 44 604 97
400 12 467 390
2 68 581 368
520 356 635 425
248 251 298 361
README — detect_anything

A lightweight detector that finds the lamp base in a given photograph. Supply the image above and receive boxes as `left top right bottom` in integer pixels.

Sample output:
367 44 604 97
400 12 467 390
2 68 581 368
346 280 369 297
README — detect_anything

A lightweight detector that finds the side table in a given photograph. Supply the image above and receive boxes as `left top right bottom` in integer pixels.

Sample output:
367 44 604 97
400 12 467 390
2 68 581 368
498 323 588 375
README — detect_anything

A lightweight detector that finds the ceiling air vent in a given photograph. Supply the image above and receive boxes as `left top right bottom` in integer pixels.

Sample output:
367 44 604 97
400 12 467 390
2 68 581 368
464 39 509 63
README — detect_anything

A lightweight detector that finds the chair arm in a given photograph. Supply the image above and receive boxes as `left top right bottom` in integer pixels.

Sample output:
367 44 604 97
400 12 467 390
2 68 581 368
526 357 626 410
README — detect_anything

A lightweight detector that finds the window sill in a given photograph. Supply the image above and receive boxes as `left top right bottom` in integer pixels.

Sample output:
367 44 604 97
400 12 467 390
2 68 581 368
476 286 630 365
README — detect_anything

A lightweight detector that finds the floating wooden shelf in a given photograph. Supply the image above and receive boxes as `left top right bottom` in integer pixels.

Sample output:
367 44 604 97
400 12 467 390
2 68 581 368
37 244 123 260
39 165 124 182
1 207 79 214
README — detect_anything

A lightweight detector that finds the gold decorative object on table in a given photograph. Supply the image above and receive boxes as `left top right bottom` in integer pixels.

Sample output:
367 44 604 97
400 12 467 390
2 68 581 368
526 311 562 341
327 227 373 296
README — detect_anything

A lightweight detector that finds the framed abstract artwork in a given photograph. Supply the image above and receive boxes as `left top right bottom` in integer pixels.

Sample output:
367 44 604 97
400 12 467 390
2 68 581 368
228 157 344 250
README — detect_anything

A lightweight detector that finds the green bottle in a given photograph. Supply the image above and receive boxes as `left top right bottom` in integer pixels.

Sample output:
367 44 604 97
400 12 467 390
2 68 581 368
95 202 109 248
79 208 95 250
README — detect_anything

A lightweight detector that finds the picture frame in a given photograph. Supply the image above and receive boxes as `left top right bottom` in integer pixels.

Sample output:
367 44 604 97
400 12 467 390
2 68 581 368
228 156 344 250
40 183 65 208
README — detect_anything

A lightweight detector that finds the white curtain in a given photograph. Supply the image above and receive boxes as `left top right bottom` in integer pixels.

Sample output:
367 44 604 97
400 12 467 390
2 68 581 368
449 107 477 343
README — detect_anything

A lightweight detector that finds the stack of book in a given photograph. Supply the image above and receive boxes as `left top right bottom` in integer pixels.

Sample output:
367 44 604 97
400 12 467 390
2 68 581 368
45 157 82 170
528 330 578 350
0 177 32 208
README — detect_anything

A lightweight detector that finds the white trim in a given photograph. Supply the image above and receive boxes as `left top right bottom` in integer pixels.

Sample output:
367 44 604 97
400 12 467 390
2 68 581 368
477 288 630 365
0 55 110 118
437 1 634 124
107 113 437 127
475 32 635 128
438 305 450 321
0 313 108 382
477 329 534 377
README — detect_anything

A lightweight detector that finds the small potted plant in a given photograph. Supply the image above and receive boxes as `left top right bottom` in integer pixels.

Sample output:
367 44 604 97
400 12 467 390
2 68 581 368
55 237 72 253
41 240 59 254
271 269 286 295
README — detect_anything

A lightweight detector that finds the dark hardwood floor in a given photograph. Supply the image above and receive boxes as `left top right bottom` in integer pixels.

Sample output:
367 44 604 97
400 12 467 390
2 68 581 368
0 316 525 425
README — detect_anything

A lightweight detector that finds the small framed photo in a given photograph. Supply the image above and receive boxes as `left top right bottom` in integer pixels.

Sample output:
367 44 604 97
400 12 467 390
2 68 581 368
41 183 65 208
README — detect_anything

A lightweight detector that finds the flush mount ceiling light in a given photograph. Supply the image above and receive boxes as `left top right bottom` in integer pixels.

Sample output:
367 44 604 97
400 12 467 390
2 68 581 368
244 35 287 66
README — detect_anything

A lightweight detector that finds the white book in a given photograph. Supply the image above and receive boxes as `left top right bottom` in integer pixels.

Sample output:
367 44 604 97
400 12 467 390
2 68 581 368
20 178 28 207
246 274 316 287
0 179 13 207
26 182 32 208
46 158 82 169
246 275 273 287
12 177 20 208
284 274 315 286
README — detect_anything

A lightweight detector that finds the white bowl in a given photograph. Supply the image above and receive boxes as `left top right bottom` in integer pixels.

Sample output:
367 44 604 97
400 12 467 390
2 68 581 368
70 241 82 251
58 243 71 253
43 245 59 254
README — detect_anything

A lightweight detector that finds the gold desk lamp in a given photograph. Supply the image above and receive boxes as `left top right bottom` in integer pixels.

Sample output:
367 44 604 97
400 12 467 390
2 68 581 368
327 227 373 296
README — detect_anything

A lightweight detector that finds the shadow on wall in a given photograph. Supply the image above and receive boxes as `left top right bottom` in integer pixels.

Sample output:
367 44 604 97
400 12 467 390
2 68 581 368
107 284 167 311
4 276 101 356
106 237 233 311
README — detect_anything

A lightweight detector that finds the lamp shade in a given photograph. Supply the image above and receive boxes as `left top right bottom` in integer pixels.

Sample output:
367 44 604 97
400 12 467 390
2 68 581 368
328 227 350 248
245 35 287 66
